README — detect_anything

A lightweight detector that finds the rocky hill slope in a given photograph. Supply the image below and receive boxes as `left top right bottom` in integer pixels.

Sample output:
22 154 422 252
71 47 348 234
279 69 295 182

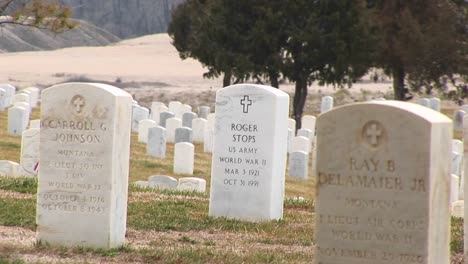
61 0 184 39
0 20 120 53
0 0 184 52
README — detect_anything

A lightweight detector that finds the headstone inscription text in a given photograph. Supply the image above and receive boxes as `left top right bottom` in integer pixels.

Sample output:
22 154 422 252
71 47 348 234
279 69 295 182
209 84 289 221
37 83 132 249
315 101 451 264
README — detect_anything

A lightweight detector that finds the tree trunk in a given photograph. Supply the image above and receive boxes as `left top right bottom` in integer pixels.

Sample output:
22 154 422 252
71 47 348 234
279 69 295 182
223 70 232 87
293 75 308 131
392 65 406 100
269 71 279 88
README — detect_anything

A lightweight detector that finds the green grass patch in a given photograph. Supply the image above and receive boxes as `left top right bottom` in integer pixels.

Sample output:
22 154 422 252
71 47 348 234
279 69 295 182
0 177 37 194
451 216 464 253
134 160 173 171
128 199 283 233
129 184 208 198
127 198 313 247
0 257 26 264
0 198 36 229
0 141 21 150
137 247 311 264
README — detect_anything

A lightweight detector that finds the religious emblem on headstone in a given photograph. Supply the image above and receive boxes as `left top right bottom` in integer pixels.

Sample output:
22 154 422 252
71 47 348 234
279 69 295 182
71 95 85 114
240 95 252 113
361 120 385 148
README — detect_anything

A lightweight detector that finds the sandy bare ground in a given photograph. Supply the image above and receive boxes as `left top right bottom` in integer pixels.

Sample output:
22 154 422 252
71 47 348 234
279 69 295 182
0 34 393 100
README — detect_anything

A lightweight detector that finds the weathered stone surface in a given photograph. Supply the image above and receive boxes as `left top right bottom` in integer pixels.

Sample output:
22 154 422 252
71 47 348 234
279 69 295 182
147 126 166 159
288 151 308 179
148 175 177 190
320 96 334 113
316 101 451 264
175 127 193 143
178 177 206 192
0 160 19 177
37 83 132 249
19 128 40 178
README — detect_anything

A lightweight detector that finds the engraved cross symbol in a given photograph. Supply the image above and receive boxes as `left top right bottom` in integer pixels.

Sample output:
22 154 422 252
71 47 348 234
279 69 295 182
240 95 252 113
72 96 85 113
366 124 382 146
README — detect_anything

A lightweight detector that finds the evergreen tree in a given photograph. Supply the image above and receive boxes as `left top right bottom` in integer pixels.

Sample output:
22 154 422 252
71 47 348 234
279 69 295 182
370 0 467 100
280 0 372 128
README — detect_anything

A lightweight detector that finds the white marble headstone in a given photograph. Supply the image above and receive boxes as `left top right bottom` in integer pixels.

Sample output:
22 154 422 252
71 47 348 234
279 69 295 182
151 104 168 125
168 101 182 117
0 88 6 111
192 118 207 143
297 128 312 140
198 106 211 119
451 174 460 205
138 119 157 143
288 118 296 135
301 115 316 132
209 84 289 221
320 96 334 113
288 151 308 179
0 160 19 177
147 126 166 159
37 82 132 249
148 175 178 190
0 84 15 107
166 117 182 143
150 102 165 120
14 93 30 105
290 136 310 153
182 112 198 128
178 177 206 192
429 97 441 112
203 113 215 153
418 98 431 108
453 110 465 131
8 106 28 136
316 101 451 264
24 87 40 108
159 111 175 127
453 139 463 154
178 104 192 119
174 142 194 175
131 105 149 132
19 128 40 177
175 127 193 143
133 180 149 188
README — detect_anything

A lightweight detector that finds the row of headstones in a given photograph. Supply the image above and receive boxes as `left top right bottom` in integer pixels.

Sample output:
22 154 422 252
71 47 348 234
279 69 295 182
287 115 316 179
132 100 211 134
132 101 216 157
133 175 206 193
20 82 464 264
137 96 334 178
3 85 41 136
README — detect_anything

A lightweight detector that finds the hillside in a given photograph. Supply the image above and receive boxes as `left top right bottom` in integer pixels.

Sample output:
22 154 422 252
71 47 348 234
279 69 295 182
0 20 120 53
61 0 185 39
